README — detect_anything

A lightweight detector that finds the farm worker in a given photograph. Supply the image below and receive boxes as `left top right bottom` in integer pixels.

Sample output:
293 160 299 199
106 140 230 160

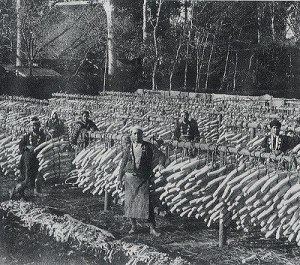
285 129 300 150
173 110 200 142
70 110 99 148
9 116 46 200
118 126 165 237
45 109 65 139
261 119 289 155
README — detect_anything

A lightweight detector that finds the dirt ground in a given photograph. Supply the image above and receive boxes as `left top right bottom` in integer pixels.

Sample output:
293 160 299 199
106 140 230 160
1 177 300 265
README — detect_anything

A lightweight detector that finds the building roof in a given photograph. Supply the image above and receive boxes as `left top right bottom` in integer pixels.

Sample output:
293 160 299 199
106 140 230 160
2 65 61 77
16 67 61 77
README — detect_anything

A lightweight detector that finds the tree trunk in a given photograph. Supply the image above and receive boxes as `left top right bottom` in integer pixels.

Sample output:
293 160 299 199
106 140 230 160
103 0 116 90
195 32 205 92
183 3 194 91
219 37 231 91
29 34 34 76
152 0 163 91
103 46 108 92
257 3 262 44
143 0 147 44
169 37 183 92
233 51 238 92
197 32 209 92
270 2 275 41
204 34 215 91
184 0 188 24
16 0 22 67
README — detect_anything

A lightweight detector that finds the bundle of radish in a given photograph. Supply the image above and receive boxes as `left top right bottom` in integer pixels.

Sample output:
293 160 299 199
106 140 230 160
36 138 74 181
72 143 125 201
0 135 21 178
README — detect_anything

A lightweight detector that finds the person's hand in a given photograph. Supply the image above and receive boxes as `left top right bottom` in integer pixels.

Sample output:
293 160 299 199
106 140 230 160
157 164 165 172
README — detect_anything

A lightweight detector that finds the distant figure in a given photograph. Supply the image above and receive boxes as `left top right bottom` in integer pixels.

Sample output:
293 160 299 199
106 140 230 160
174 110 200 141
9 116 46 199
70 110 99 148
286 129 300 151
262 119 289 155
45 110 65 139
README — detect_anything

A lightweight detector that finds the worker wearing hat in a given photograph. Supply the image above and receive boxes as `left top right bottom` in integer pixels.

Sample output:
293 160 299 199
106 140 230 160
9 116 46 200
174 110 200 142
118 125 165 237
261 119 289 155
70 110 99 149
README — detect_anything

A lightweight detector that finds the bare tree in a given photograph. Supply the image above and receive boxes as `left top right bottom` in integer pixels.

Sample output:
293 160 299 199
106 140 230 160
151 0 164 91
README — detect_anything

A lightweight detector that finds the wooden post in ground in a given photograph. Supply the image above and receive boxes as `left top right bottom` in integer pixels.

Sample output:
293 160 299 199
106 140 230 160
219 210 227 247
104 191 111 212
249 127 256 140
219 150 227 247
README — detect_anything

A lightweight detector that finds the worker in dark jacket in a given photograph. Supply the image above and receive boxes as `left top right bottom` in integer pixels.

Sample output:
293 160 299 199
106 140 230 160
174 110 200 141
262 119 289 155
70 110 99 148
9 116 46 199
45 109 65 139
118 126 165 237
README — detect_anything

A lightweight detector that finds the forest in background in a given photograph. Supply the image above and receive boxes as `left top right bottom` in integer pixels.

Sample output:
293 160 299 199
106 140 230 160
1 0 300 97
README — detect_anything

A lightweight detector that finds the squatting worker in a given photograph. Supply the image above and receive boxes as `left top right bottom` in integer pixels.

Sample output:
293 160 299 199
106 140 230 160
262 119 289 155
45 109 65 139
70 110 99 148
118 126 165 237
9 116 46 199
174 110 200 141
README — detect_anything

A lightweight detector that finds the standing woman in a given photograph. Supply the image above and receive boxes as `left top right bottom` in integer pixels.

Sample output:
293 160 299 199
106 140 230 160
118 126 165 236
45 110 65 139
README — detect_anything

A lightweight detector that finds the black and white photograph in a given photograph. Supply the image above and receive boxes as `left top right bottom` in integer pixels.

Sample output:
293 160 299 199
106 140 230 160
1 0 300 264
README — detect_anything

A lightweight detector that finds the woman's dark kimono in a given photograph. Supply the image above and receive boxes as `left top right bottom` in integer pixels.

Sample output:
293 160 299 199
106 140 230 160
45 118 65 138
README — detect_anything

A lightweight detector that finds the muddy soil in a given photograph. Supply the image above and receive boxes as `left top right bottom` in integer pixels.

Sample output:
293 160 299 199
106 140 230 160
1 177 300 265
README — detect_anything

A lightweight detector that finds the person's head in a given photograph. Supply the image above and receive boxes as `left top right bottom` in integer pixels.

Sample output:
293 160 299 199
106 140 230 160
81 110 90 122
31 116 41 133
131 126 143 143
270 119 281 136
180 110 189 122
51 110 58 120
